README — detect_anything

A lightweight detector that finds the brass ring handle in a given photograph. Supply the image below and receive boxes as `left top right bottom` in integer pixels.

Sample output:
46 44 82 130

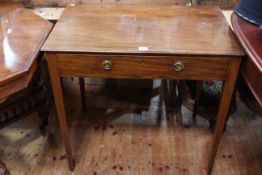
174 62 184 72
102 60 112 71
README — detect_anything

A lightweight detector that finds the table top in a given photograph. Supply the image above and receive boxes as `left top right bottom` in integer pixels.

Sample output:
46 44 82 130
30 7 233 27
231 13 262 71
42 5 243 56
0 3 53 85
231 13 262 107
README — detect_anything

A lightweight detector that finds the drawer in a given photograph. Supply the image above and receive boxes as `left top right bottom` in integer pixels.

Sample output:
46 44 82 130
56 54 230 80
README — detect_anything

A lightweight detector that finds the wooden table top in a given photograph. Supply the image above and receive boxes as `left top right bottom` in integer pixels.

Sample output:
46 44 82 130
231 13 262 107
42 5 243 56
231 13 262 71
0 3 53 85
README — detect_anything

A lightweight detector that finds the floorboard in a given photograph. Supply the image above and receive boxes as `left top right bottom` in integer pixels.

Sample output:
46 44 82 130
0 80 261 175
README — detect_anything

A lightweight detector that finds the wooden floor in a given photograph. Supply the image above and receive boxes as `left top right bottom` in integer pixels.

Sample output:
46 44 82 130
0 80 261 175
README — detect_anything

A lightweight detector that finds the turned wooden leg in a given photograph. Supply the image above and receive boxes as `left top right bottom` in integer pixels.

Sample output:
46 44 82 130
192 81 202 123
79 77 86 111
32 68 50 135
46 53 75 171
207 59 240 175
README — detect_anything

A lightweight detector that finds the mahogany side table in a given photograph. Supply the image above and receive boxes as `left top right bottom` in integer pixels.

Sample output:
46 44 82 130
42 5 244 174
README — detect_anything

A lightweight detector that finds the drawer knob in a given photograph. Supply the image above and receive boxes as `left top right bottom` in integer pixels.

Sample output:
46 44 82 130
174 62 184 72
102 60 112 71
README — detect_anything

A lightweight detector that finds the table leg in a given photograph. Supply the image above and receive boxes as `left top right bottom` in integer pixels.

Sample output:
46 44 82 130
167 80 177 111
79 77 86 111
46 53 75 171
192 80 202 123
207 59 240 175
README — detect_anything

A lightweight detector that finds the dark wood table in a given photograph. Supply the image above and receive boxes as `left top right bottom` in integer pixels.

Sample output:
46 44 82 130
231 13 262 108
0 2 53 172
42 5 244 174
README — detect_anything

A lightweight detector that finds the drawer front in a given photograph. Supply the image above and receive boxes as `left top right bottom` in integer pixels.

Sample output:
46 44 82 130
56 54 230 80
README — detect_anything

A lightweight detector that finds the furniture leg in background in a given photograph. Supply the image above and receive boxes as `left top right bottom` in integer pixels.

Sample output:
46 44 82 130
79 78 86 111
192 81 202 123
166 80 186 124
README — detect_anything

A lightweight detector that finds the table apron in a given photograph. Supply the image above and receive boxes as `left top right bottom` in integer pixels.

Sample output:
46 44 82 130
54 54 232 80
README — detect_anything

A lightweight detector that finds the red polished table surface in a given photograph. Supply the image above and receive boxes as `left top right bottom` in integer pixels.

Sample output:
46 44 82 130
231 13 262 107
0 2 52 99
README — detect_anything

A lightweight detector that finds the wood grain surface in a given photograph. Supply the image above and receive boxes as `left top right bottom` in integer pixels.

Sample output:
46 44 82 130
42 5 242 56
3 0 240 8
56 54 230 80
0 2 53 99
42 4 243 173
0 81 261 175
231 13 262 108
